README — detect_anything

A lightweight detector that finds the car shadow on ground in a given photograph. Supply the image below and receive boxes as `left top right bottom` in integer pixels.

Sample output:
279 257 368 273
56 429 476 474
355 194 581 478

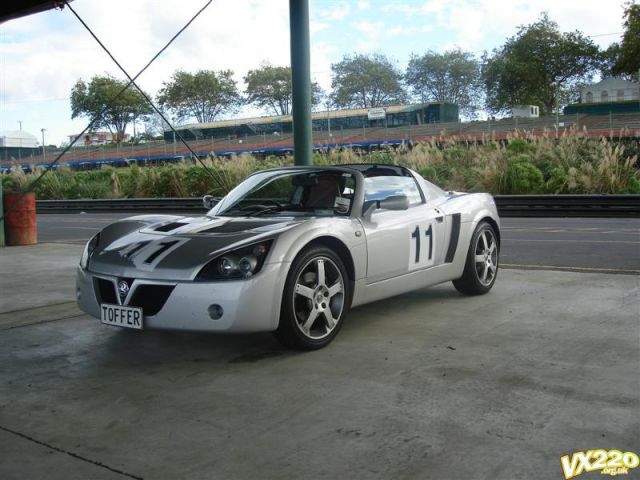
86 285 462 370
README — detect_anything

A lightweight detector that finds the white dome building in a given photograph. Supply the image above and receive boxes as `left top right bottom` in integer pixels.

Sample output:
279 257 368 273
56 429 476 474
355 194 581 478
0 130 39 148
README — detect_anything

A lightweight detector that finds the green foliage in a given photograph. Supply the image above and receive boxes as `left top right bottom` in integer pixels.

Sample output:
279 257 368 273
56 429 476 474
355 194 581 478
482 13 600 115
419 166 438 183
243 64 322 115
70 75 152 142
504 156 544 194
330 53 407 108
608 2 640 80
405 49 482 117
546 167 569 193
506 138 533 155
157 70 241 124
3 130 638 198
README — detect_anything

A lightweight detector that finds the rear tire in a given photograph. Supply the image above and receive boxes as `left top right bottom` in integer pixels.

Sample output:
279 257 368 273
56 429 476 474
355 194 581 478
274 246 351 350
453 221 499 295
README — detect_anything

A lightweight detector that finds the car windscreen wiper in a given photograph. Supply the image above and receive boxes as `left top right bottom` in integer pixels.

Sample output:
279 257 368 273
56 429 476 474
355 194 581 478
244 205 283 216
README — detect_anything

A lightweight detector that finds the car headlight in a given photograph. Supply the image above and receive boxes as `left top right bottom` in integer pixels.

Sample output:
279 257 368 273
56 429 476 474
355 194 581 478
195 240 273 281
80 233 101 270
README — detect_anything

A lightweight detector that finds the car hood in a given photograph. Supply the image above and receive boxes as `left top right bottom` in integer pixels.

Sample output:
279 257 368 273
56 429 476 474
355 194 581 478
88 214 303 281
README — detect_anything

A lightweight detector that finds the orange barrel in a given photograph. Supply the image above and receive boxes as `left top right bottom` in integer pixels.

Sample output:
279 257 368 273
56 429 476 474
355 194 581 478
3 193 37 246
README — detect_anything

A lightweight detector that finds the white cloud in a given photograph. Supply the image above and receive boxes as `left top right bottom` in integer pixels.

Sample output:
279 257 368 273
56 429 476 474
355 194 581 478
0 0 627 146
311 20 330 34
403 0 624 51
315 2 351 21
352 20 386 51
0 0 292 144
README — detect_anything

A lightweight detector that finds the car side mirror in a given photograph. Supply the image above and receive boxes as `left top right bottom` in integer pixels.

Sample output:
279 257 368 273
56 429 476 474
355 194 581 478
203 195 218 210
363 195 410 217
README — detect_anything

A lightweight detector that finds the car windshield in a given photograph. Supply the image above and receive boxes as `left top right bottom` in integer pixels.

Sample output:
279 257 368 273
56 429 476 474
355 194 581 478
212 169 356 217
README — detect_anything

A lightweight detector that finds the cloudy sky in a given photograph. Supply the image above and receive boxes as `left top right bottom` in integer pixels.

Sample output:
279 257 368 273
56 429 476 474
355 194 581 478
0 0 628 145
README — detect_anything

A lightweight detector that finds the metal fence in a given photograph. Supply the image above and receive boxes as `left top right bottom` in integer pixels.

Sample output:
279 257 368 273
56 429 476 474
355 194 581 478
36 195 640 217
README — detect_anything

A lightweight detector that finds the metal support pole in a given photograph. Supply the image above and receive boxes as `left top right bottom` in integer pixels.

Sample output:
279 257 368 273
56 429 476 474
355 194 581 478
0 179 4 247
289 0 312 166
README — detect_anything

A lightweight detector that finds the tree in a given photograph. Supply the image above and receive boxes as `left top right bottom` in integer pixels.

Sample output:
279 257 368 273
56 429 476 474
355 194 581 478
244 64 323 116
482 13 600 115
330 53 407 109
606 2 640 80
70 74 152 142
157 70 241 124
599 43 621 79
141 112 171 140
406 49 482 117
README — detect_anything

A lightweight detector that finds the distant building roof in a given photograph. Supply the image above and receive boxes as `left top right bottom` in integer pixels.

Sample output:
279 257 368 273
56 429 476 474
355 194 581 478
581 77 640 104
0 130 39 148
173 104 445 131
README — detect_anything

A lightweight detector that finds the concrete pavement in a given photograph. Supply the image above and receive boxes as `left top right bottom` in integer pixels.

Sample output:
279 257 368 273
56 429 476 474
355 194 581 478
0 243 83 330
0 242 638 479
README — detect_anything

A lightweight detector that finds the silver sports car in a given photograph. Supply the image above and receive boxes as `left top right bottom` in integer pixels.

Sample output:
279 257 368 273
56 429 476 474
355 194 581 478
76 164 500 349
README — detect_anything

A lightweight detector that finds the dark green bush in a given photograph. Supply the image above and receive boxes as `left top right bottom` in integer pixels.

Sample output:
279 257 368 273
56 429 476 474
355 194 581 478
506 139 533 155
505 156 544 194
419 166 438 183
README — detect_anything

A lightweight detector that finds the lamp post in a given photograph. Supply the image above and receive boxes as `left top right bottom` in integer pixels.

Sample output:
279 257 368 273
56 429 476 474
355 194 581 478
41 128 47 162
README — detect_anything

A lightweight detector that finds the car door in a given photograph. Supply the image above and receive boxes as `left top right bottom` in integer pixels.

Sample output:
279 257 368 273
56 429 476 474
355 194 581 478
360 175 446 284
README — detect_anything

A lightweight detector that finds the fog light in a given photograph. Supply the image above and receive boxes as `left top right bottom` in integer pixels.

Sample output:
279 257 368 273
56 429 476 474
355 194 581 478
76 288 81 300
208 304 223 320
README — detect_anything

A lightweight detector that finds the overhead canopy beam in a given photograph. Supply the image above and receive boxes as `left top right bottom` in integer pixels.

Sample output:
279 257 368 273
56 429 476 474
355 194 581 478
289 0 312 166
0 1 68 24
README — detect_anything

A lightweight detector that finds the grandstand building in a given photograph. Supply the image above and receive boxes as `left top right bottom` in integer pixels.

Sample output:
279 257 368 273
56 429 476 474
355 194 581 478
564 77 640 115
164 103 459 142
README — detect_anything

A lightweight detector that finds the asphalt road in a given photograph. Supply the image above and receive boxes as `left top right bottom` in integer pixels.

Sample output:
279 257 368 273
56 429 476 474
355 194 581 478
35 213 640 274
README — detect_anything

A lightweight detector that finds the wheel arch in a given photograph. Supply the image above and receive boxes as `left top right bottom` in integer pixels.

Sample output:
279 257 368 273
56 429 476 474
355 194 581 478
480 216 501 248
305 236 356 285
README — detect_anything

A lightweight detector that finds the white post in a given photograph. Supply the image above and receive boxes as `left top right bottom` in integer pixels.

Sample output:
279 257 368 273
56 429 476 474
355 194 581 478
40 128 46 162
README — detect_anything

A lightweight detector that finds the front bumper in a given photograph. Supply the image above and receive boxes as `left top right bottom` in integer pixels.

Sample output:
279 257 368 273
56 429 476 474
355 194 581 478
75 263 289 333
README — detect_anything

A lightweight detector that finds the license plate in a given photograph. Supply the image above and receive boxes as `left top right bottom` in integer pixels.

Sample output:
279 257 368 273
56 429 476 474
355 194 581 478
100 304 143 330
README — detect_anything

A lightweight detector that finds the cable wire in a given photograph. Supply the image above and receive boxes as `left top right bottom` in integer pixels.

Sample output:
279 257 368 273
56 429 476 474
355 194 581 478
1 0 215 222
65 0 226 192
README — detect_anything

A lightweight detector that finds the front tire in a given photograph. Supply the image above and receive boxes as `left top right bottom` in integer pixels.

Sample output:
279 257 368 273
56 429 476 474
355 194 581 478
453 221 499 295
274 246 351 350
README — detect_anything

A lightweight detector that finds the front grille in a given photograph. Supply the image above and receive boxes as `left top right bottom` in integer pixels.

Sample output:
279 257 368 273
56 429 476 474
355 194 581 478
129 285 175 316
94 277 175 316
95 278 117 304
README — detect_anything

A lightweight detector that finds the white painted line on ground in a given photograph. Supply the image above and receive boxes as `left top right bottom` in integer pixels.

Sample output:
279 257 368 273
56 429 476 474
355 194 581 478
502 263 640 274
502 238 639 245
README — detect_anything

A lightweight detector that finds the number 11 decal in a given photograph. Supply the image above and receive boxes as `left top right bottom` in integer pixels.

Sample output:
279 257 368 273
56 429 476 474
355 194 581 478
409 223 435 270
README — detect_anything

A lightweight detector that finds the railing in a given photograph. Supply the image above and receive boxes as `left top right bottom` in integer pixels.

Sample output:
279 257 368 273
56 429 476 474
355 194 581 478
493 194 640 217
36 195 640 217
